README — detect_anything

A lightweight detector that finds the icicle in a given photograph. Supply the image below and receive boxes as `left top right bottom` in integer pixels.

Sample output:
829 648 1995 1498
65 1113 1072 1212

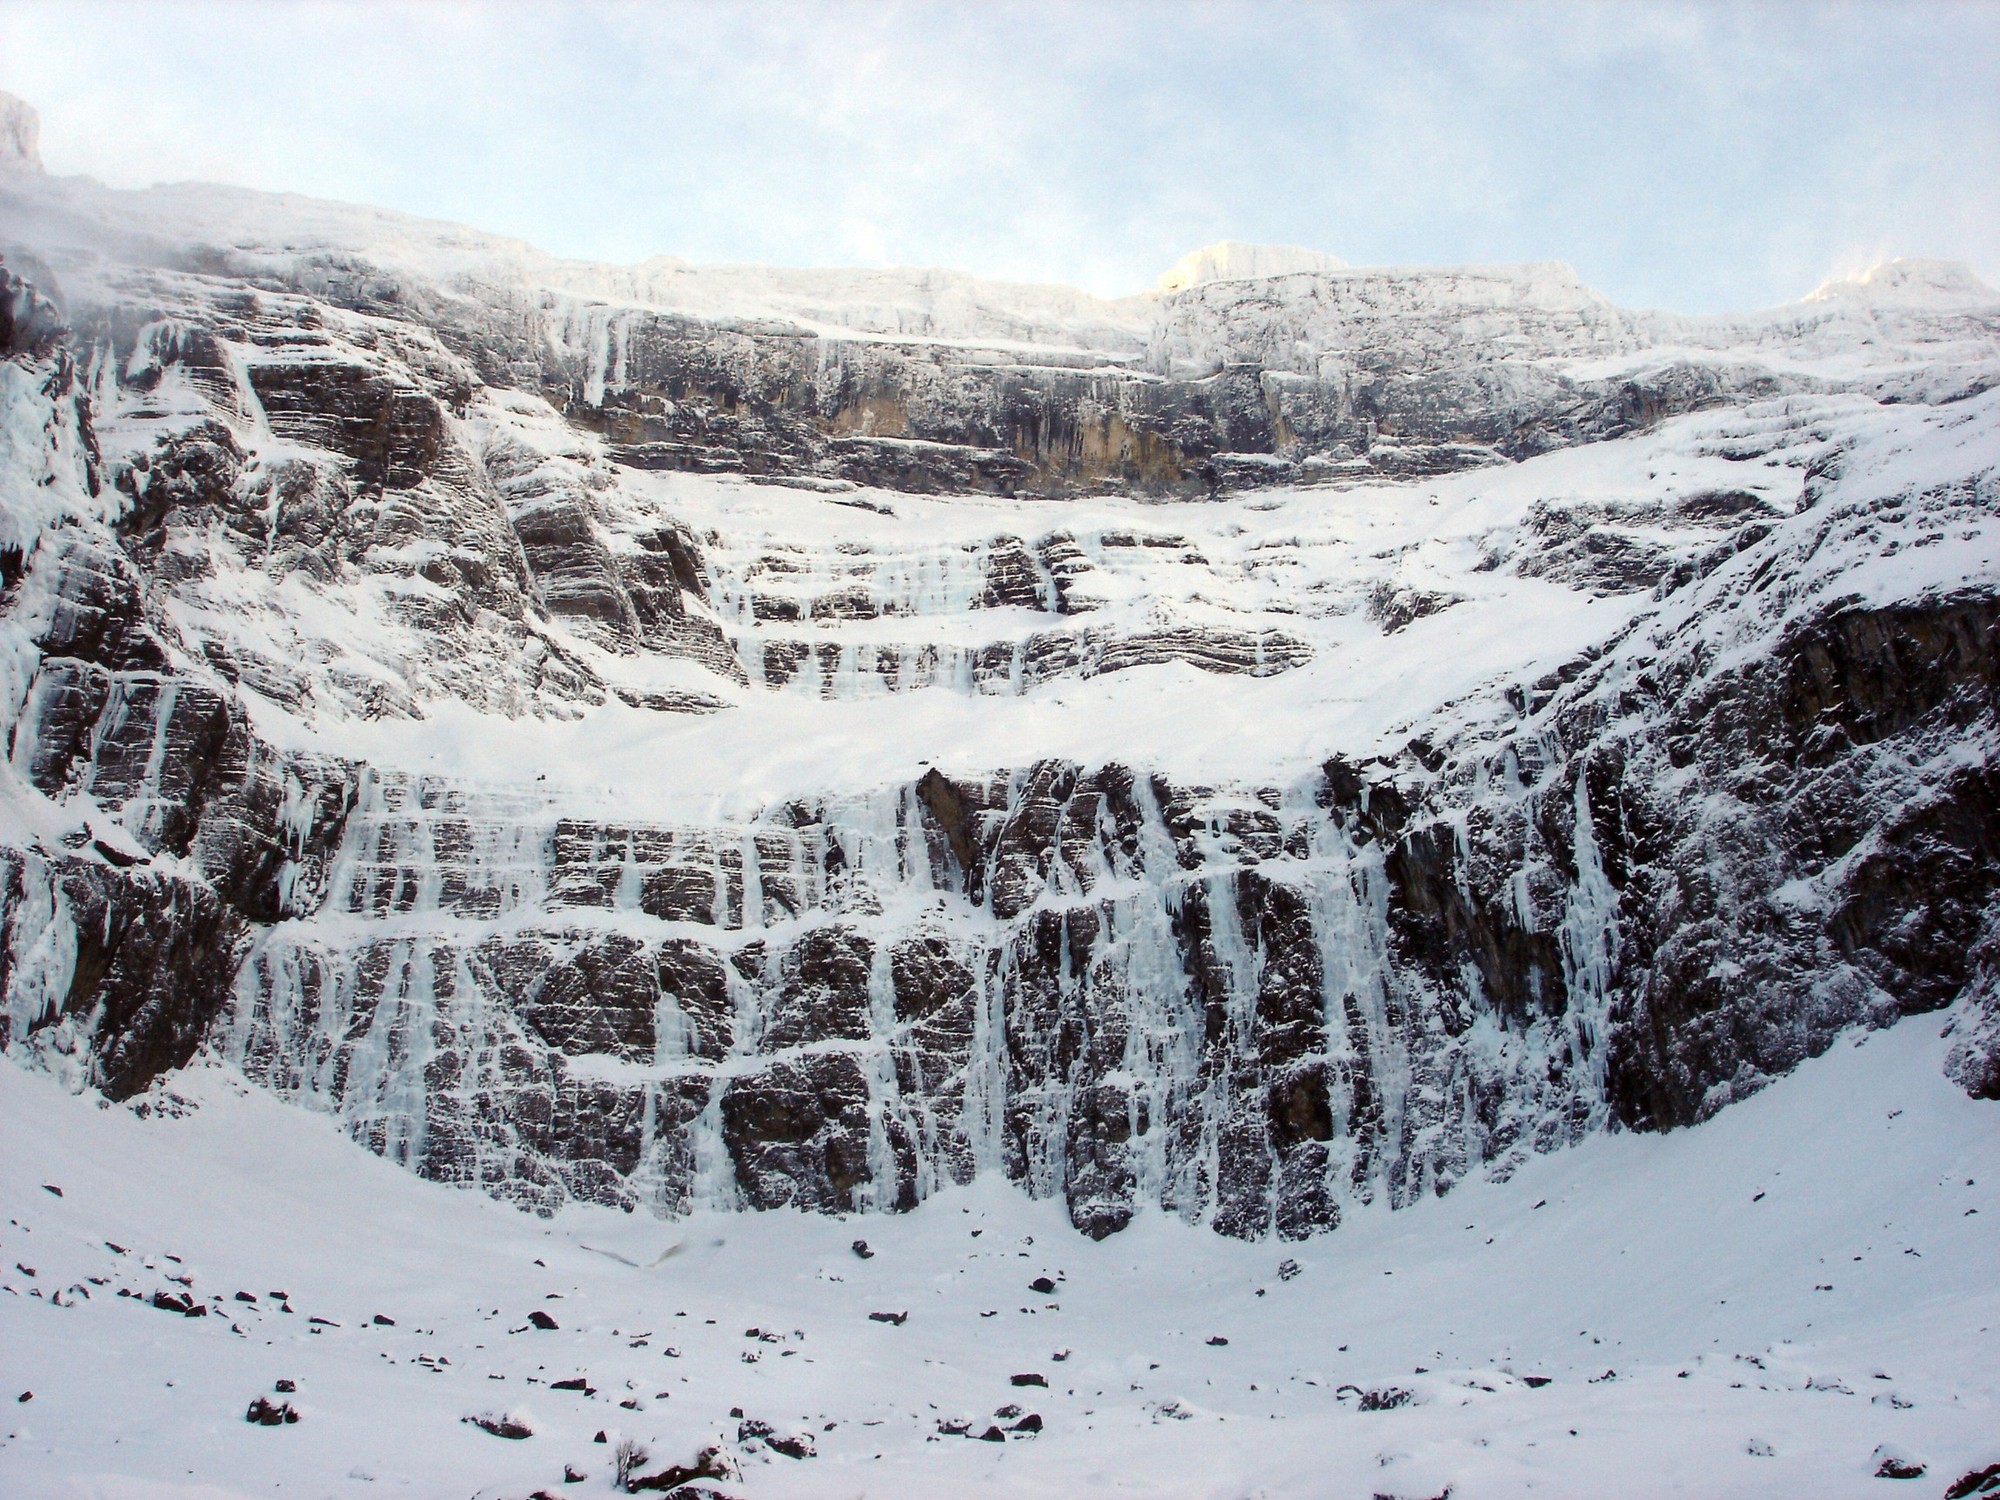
859 935 911 1210
740 827 765 930
583 308 613 408
1556 770 1619 1114
0 854 78 1052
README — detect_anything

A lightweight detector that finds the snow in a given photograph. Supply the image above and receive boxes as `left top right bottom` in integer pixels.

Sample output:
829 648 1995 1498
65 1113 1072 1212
1805 258 1999 309
1155 241 1351 292
219 386 1996 828
2 1009 1994 1499
0 165 1154 356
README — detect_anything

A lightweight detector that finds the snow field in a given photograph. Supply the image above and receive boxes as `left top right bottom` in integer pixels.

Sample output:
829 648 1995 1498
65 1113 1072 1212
2 1010 1994 1499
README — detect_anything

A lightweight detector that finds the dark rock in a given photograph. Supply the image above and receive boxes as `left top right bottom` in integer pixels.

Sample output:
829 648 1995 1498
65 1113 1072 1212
245 1397 299 1426
1356 1387 1414 1412
1944 1463 2000 1499
528 1310 559 1330
766 1430 816 1460
465 1412 533 1439
1 853 241 1100
1370 583 1463 633
851 1239 874 1259
917 768 980 882
1029 1276 1057 1295
721 1051 875 1212
627 1445 732 1492
1010 1372 1047 1387
867 1311 907 1326
1874 1453 1926 1480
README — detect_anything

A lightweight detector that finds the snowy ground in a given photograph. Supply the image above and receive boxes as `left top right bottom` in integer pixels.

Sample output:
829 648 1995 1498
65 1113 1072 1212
247 394 1839 820
3 1013 1994 1500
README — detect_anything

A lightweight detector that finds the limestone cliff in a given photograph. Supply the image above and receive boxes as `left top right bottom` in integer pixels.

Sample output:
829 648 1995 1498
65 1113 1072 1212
3 97 1996 1238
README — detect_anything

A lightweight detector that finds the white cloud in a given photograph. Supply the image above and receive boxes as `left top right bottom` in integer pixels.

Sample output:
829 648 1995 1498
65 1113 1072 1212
0 0 1993 311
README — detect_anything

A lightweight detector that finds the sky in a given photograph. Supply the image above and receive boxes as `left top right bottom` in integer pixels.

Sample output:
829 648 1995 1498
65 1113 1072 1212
0 0 1995 314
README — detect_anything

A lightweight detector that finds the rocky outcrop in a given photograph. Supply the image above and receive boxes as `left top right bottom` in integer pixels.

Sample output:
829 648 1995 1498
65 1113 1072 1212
0 848 238 1095
469 299 1815 497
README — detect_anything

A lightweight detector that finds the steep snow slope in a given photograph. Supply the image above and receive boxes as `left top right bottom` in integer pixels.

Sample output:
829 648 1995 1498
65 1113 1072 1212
1 1009 1994 1499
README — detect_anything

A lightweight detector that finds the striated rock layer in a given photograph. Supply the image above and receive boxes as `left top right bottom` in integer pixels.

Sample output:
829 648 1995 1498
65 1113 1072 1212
3 100 1997 1239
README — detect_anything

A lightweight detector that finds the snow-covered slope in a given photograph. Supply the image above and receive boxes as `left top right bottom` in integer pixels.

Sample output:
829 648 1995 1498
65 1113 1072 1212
1 83 1997 1267
2 1010 1994 1499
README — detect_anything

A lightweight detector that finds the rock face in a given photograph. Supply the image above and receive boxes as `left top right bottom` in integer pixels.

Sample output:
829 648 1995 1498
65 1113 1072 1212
3 115 1997 1241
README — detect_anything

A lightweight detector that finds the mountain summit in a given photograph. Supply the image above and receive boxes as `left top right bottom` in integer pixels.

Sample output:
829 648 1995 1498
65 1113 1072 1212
1155 239 1352 290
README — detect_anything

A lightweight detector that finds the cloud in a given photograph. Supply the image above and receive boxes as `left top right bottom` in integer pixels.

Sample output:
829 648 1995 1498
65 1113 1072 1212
1 0 1994 311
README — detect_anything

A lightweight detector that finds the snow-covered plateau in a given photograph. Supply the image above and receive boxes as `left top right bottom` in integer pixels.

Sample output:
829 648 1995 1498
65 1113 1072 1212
0 91 1996 1496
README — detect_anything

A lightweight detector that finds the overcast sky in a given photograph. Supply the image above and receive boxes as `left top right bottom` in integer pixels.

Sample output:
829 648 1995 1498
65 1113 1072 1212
2 0 1994 312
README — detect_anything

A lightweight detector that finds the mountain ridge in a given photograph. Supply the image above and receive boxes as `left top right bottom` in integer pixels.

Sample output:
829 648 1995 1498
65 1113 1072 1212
1 87 1995 1250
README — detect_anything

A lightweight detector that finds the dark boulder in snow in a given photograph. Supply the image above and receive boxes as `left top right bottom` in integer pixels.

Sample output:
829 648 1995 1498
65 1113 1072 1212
1945 1463 2000 1499
464 1411 532 1440
627 1445 733 1491
1872 1443 1927 1479
244 1397 299 1426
